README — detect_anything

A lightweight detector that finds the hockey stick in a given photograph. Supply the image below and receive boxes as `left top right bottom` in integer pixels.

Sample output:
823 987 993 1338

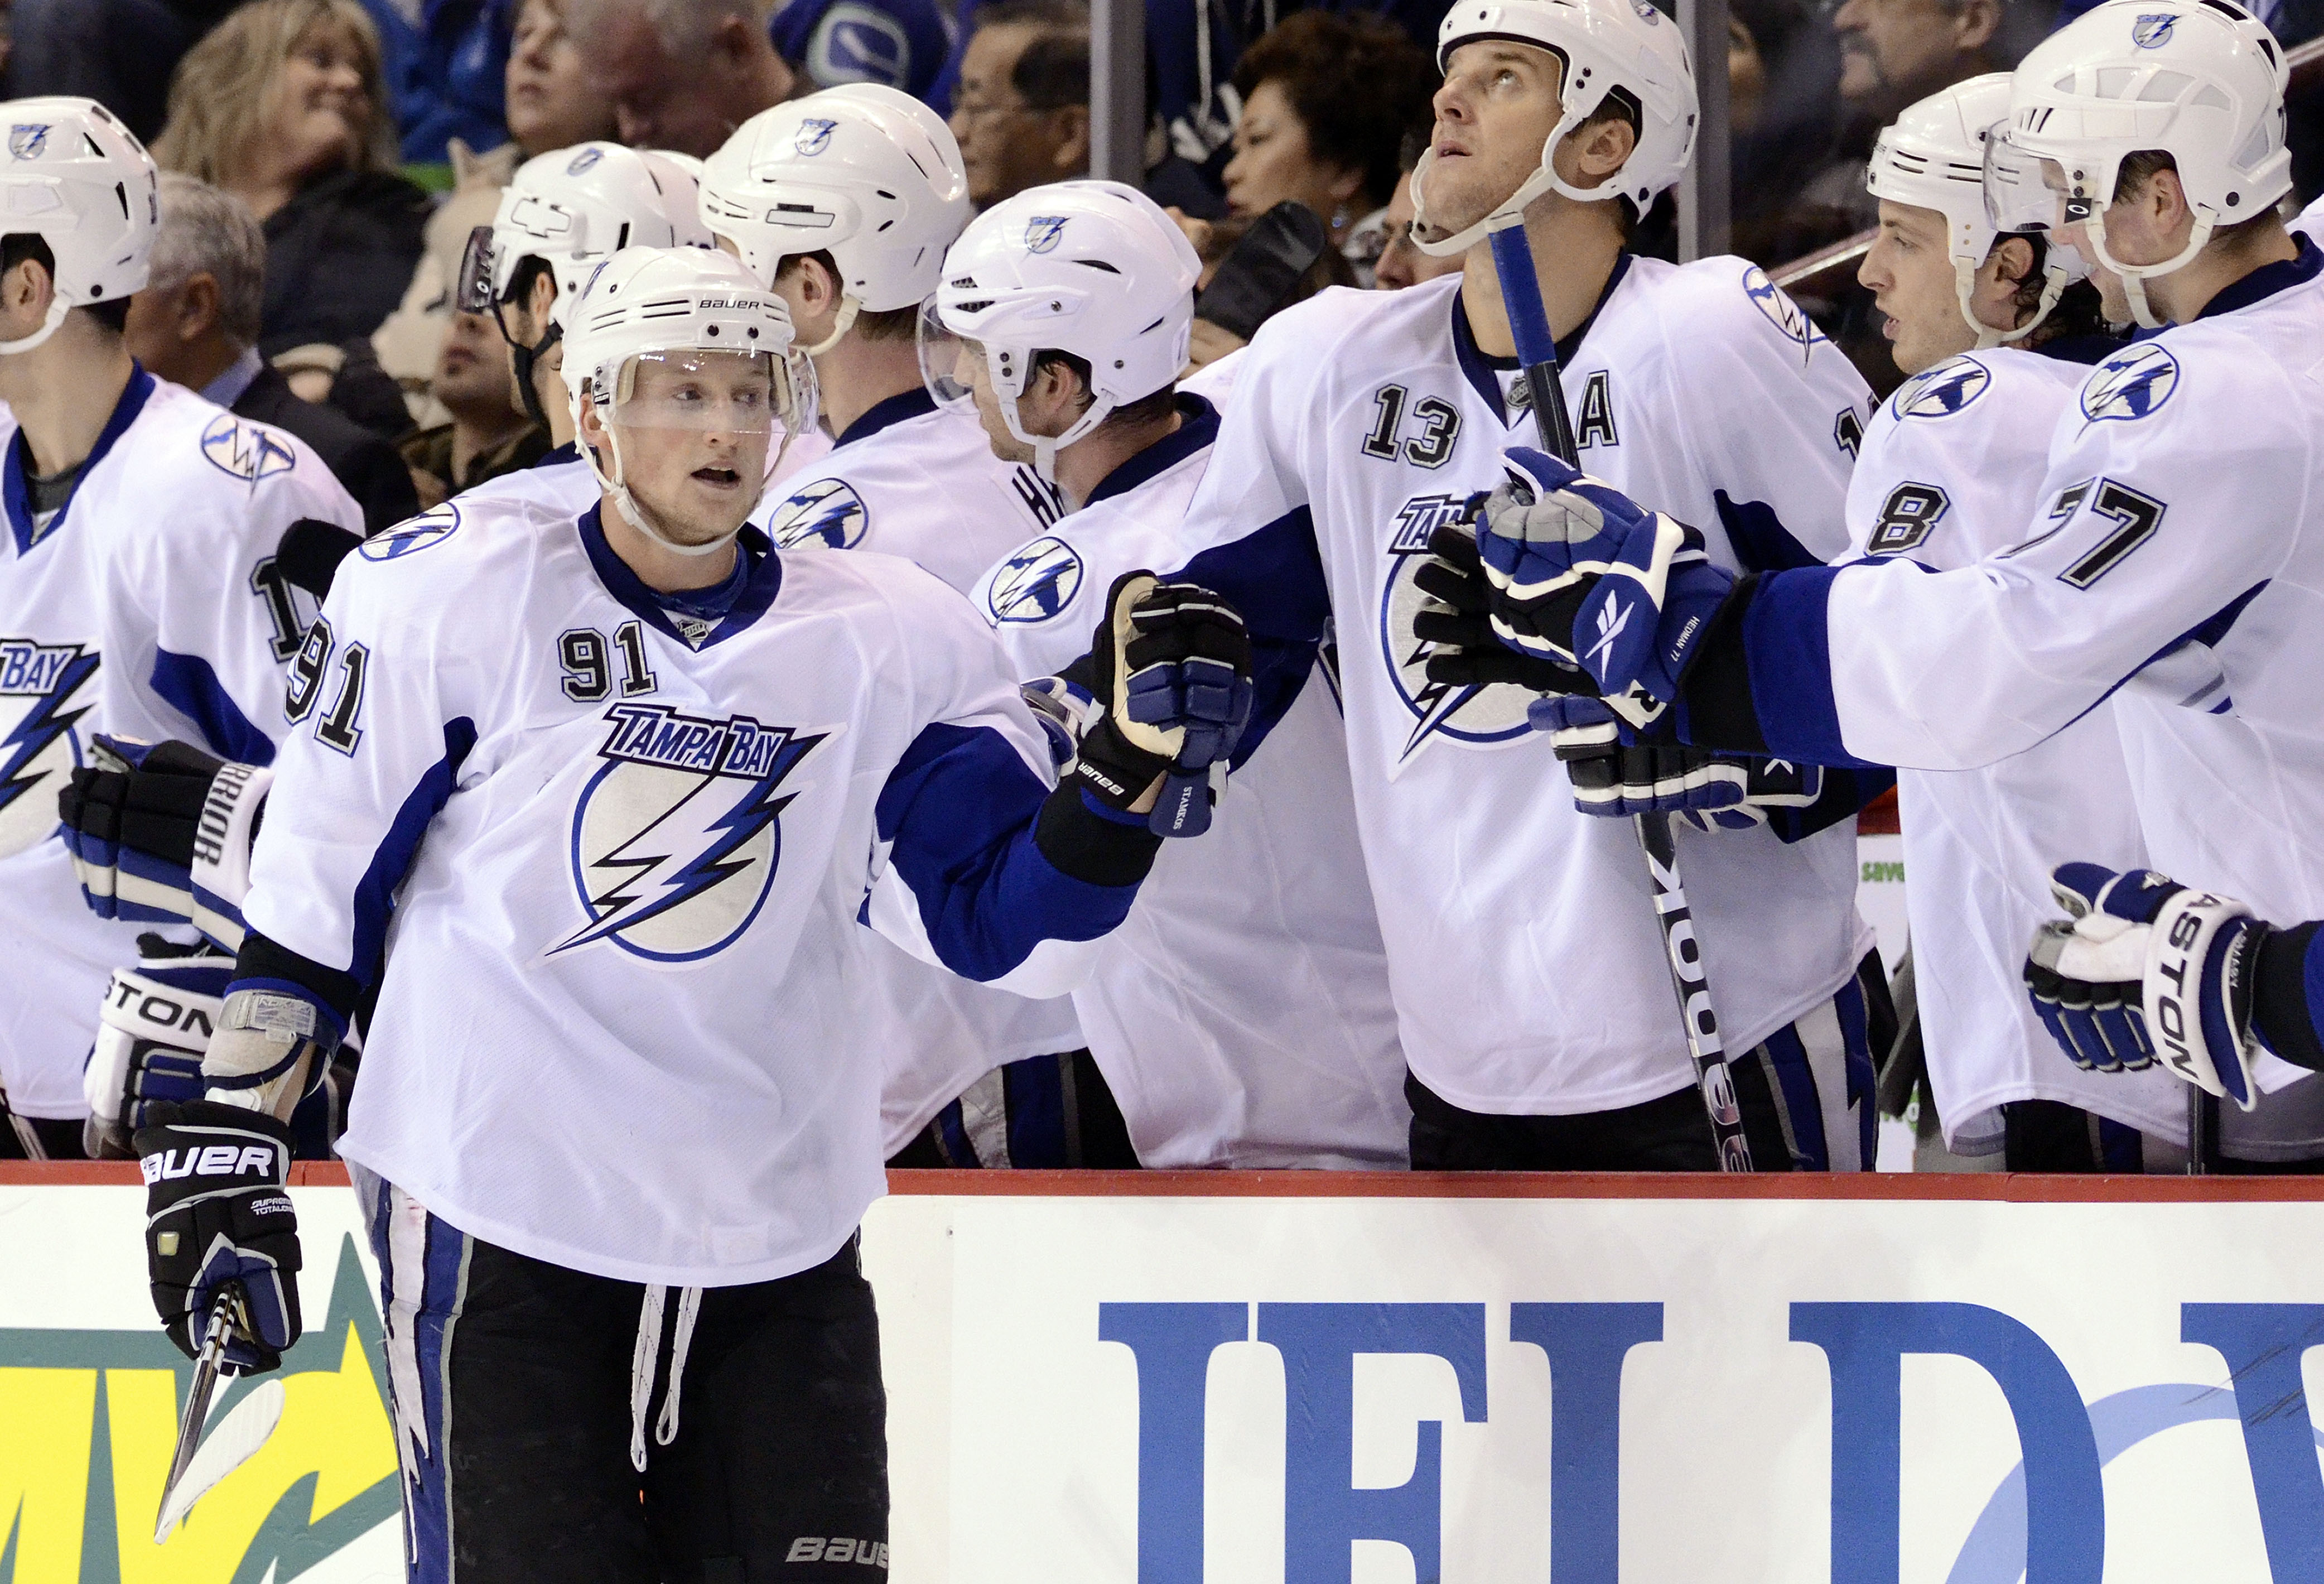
1484 223 1753 1172
2187 1087 2216 1176
154 1287 286 1542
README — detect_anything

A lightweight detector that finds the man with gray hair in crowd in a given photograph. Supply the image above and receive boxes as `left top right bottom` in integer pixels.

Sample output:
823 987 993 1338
124 174 417 534
571 0 798 156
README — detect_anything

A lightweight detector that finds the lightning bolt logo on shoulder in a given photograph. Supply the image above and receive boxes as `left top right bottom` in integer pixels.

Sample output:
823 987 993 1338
552 703 833 963
1892 355 1990 420
986 536 1083 624
2080 344 2178 426
199 415 298 483
0 637 97 858
763 478 869 551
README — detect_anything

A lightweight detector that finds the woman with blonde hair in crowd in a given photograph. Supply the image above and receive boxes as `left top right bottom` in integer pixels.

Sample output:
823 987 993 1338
154 0 430 359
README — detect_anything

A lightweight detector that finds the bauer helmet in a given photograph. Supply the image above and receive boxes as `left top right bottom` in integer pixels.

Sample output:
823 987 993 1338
0 97 159 354
458 142 715 325
922 180 1199 483
699 85 971 353
561 245 815 556
1412 0 1698 256
1986 0 2290 328
1867 73 2087 347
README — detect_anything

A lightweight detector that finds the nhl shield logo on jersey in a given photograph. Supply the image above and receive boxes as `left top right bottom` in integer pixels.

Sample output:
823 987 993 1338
7 124 49 160
2132 12 2178 46
552 702 831 963
1023 216 1069 254
0 637 97 859
795 117 840 155
764 478 869 551
2080 344 2178 425
1378 497 1533 764
1740 266 1824 364
359 503 462 562
199 415 298 484
986 536 1084 624
1893 356 1991 421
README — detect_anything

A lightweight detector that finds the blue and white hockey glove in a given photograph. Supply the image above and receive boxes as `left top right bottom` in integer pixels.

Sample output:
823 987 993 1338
83 936 230 1158
59 736 269 951
1476 447 1735 726
1073 571 1253 838
2024 864 2265 1108
135 1101 302 1373
1531 696 1823 830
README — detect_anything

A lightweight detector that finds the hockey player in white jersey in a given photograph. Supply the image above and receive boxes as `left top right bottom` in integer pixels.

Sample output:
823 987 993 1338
946 182 1409 1168
1470 0 2324 1167
699 87 1091 1162
1847 74 2188 1168
0 98 360 1158
124 244 1252 1578
1154 0 1888 1170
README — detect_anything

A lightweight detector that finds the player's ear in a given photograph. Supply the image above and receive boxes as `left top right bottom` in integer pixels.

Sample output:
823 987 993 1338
1 252 53 319
1987 235 2036 295
527 268 557 328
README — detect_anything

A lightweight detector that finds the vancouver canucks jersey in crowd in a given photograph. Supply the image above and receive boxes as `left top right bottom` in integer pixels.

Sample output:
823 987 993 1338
1160 263 1877 1116
746 388 1081 1155
1732 240 2324 1155
1848 345 2185 1150
242 489 1136 1284
0 369 358 1118
969 360 1409 1168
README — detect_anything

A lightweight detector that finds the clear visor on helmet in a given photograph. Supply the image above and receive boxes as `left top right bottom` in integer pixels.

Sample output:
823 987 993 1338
455 225 500 319
1984 127 2100 235
610 348 790 434
917 297 983 411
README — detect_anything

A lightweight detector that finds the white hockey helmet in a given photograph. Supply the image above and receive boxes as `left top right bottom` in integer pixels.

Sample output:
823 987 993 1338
1986 0 2291 327
922 180 1200 483
459 141 715 330
561 245 816 556
1412 0 1698 257
698 84 971 352
0 97 159 354
1867 73 2086 347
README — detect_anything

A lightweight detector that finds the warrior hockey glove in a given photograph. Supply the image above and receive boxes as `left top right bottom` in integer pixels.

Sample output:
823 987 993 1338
1476 446 1735 727
59 736 269 950
1072 571 1253 838
135 1101 301 1373
2024 864 2265 1107
1411 521 1599 693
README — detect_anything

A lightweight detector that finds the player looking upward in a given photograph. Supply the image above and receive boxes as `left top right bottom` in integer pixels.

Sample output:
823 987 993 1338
122 243 1252 1577
1150 0 1893 1171
1467 0 2324 1167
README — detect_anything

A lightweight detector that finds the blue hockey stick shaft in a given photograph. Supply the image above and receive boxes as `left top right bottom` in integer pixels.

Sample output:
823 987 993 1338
1486 222 1753 1172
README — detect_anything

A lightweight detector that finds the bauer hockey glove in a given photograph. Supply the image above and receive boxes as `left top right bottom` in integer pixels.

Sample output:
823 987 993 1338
59 735 269 950
1072 572 1254 838
1411 519 1599 693
2024 864 2268 1107
136 1101 302 1373
1476 447 1735 726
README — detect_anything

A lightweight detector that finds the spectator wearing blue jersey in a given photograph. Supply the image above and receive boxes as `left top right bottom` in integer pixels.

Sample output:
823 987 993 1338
359 0 517 162
770 0 953 100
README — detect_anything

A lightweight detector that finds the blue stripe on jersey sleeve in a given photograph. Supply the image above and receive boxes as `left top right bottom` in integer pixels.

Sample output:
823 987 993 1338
1714 492 1825 574
150 648 276 766
350 719 478 978
876 720 1142 981
1170 507 1328 763
1736 566 1882 770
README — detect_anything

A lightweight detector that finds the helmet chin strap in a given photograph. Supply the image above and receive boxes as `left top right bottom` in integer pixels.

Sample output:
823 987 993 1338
1408 105 1628 259
993 352 1112 488
798 295 861 358
1955 258 2075 350
575 406 754 559
510 320 563 432
0 297 74 357
2081 213 2214 331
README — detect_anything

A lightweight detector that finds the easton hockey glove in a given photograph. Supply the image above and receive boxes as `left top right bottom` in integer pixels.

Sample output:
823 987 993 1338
83 937 230 1159
59 736 269 950
2024 864 2265 1107
1072 572 1253 837
136 1101 302 1373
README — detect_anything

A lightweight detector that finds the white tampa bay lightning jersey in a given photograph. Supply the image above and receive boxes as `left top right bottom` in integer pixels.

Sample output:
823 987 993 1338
1165 263 1878 1115
751 391 1065 592
969 373 1410 1169
1848 346 2183 1148
741 388 1080 1154
0 370 358 1117
244 491 1131 1284
1795 242 2324 1155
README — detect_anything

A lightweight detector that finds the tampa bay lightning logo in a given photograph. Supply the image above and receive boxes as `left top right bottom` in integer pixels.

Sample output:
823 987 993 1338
0 637 96 858
794 116 840 156
1892 355 1992 420
2080 344 2178 425
1740 266 1824 365
359 502 461 561
1379 494 1532 764
565 146 604 176
1023 216 1069 255
985 536 1084 623
1631 0 1660 20
553 703 830 962
763 478 868 550
7 125 49 160
199 415 297 484
2133 12 2178 46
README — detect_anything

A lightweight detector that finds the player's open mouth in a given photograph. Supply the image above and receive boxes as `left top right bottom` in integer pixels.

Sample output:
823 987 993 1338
693 466 741 487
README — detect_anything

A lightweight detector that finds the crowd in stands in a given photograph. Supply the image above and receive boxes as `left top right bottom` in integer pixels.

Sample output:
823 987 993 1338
0 0 2316 505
